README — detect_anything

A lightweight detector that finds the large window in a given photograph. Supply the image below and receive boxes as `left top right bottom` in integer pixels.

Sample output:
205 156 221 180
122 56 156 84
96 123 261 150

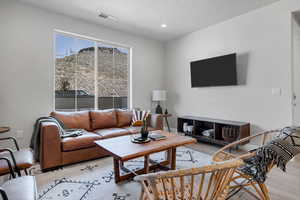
55 32 130 111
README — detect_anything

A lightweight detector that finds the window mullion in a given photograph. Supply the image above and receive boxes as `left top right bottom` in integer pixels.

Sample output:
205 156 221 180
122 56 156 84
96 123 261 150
74 43 78 111
113 47 115 109
94 42 98 110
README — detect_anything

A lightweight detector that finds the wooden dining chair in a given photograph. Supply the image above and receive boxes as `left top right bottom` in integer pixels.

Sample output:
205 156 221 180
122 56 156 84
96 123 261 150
134 158 244 200
212 129 281 200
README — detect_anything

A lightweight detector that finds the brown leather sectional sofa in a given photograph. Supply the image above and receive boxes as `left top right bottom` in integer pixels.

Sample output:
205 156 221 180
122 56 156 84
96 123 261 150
40 109 163 170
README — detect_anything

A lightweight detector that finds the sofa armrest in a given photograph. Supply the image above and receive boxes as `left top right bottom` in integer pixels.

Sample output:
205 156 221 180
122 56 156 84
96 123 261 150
40 122 62 170
149 114 163 130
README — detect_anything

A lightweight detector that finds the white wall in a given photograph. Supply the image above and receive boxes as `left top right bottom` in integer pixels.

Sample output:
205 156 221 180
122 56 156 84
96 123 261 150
2 0 300 148
165 0 300 133
0 0 165 147
292 14 300 125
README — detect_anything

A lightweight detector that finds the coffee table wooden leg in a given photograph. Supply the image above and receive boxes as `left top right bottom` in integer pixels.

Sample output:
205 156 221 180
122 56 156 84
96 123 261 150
167 149 171 160
167 148 172 166
113 158 121 183
171 147 176 170
144 155 149 174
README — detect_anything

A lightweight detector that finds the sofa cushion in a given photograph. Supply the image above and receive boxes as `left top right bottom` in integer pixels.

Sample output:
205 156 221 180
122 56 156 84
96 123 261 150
50 111 91 131
116 109 133 127
94 128 130 139
90 109 117 130
61 132 101 151
123 126 156 134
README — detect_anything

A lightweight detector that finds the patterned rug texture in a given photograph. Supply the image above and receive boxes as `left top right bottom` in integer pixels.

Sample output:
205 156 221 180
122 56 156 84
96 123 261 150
33 146 211 200
33 146 251 200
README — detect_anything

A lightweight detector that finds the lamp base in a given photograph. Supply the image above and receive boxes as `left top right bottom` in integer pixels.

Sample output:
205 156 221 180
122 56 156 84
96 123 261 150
155 104 163 114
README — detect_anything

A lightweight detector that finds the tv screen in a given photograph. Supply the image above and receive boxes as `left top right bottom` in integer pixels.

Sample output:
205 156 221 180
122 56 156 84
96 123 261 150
190 53 237 87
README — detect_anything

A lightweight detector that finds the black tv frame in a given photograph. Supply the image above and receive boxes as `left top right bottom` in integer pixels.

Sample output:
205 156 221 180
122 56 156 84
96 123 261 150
190 53 237 88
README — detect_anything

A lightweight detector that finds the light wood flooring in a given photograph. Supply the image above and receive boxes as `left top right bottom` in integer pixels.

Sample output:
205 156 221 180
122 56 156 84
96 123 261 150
187 143 300 200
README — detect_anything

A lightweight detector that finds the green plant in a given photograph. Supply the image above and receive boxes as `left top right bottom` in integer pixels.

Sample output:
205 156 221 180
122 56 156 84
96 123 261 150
61 78 70 91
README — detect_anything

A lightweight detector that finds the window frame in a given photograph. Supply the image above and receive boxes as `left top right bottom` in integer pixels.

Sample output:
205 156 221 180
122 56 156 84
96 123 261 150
53 30 132 111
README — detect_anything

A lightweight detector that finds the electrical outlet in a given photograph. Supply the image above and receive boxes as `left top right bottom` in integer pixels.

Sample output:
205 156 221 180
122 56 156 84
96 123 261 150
272 88 282 96
16 130 23 139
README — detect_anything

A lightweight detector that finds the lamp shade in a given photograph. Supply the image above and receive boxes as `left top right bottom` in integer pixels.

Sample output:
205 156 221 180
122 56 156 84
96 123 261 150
152 90 166 101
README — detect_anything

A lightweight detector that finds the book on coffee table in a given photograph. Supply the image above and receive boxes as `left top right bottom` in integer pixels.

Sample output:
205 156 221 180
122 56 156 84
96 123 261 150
149 132 167 141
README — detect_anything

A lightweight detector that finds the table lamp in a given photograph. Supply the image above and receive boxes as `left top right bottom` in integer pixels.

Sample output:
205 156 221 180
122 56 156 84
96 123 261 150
152 90 166 114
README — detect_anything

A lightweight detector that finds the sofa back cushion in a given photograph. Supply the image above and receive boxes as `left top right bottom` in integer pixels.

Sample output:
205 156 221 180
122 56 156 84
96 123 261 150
116 109 133 127
90 109 117 130
50 111 91 131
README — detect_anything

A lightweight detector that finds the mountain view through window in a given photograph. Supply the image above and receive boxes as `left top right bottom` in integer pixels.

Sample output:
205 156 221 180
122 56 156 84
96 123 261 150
55 33 130 111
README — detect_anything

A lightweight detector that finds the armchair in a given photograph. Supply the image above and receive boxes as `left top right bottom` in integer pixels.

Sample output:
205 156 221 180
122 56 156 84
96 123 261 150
212 129 282 200
134 158 243 200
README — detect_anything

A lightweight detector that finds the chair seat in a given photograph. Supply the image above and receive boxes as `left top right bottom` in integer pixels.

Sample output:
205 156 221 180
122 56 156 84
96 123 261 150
61 132 101 151
94 128 130 139
0 149 34 175
2 176 37 200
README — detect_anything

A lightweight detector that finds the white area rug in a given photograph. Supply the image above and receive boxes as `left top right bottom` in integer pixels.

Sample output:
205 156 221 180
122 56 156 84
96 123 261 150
34 146 212 200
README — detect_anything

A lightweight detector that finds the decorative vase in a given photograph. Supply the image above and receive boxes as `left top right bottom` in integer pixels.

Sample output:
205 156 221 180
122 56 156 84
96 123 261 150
187 125 194 133
140 116 149 140
183 123 188 133
155 104 163 114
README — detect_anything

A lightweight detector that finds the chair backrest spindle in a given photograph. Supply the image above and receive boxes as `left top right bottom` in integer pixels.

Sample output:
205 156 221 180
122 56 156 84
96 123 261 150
135 159 243 200
189 175 194 200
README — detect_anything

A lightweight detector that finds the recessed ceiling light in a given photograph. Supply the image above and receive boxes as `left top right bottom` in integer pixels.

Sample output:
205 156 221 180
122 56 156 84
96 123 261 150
161 24 167 28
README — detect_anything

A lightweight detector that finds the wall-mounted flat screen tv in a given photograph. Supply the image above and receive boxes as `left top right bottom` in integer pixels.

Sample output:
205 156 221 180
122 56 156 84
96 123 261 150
190 53 237 87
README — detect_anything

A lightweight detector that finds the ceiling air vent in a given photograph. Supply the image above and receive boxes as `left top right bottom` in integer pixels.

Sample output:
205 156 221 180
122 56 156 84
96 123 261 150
98 12 118 21
99 12 109 19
